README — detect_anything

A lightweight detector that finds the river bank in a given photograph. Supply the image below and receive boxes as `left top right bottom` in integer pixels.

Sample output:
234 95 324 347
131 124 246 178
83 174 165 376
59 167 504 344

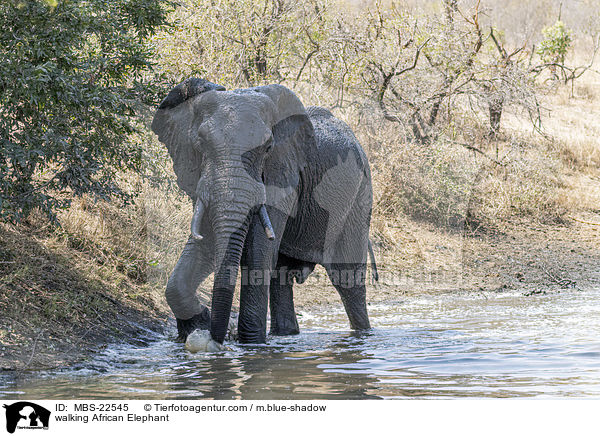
0 223 167 372
293 214 600 308
2 209 599 372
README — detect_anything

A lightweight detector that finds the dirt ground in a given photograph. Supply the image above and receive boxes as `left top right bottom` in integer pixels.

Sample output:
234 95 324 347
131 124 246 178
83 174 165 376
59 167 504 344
0 223 168 373
294 212 600 307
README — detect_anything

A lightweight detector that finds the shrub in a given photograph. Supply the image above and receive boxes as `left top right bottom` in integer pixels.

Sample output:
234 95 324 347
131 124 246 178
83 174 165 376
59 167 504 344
0 0 170 223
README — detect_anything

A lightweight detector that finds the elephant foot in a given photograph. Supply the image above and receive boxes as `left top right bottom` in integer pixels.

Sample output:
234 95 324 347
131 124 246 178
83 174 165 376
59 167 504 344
185 329 226 353
269 317 300 336
176 308 210 342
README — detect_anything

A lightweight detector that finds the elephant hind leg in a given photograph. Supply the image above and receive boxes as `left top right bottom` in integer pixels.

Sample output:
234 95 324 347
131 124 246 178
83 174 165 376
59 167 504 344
324 263 370 330
269 253 315 336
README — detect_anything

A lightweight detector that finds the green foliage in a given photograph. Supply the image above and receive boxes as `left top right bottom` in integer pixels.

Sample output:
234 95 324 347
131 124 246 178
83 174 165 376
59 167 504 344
537 20 573 64
0 0 170 223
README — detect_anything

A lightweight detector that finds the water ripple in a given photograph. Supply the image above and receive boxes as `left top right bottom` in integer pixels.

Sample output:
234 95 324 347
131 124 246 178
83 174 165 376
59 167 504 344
1 288 599 399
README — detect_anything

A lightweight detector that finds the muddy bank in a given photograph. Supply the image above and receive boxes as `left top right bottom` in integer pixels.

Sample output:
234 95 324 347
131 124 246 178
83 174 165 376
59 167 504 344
0 223 167 372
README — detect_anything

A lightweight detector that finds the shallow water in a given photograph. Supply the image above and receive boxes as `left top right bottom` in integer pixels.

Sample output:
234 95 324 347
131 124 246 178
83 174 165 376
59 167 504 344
2 289 600 399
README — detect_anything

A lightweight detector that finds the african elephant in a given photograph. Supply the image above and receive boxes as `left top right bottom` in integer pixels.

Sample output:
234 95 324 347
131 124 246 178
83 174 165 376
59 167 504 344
151 78 377 349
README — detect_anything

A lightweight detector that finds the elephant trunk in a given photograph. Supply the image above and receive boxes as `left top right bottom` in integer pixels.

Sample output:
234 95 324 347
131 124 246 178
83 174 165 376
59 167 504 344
209 199 253 344
197 165 273 343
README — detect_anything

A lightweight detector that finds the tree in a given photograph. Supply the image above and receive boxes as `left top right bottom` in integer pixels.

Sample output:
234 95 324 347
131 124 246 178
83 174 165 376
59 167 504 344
537 20 573 72
154 0 330 88
314 2 542 145
532 18 599 96
0 0 170 223
318 2 486 144
473 28 540 141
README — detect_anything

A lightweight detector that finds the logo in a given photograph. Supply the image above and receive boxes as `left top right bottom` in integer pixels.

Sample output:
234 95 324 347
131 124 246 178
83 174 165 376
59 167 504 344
3 402 50 434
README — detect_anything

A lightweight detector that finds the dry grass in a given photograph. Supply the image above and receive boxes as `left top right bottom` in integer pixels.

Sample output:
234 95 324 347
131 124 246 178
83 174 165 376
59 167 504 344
53 182 194 310
545 83 600 172
349 109 567 238
0 219 166 370
318 63 600 291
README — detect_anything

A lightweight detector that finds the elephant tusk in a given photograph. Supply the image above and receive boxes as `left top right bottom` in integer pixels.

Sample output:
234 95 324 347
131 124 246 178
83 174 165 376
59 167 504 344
258 204 275 240
190 200 205 241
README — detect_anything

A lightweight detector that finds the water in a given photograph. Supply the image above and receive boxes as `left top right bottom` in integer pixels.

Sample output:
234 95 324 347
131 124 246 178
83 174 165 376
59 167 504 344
1 289 600 399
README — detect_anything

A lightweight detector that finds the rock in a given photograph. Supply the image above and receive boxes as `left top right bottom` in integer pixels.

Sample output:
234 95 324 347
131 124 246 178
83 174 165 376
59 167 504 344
184 330 224 353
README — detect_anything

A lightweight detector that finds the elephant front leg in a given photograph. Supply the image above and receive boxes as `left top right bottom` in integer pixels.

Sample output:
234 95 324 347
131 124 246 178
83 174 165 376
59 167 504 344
238 210 281 343
167 235 215 342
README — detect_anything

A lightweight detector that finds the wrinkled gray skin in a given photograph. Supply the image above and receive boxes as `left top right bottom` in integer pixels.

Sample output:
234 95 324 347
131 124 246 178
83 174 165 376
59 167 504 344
152 78 376 345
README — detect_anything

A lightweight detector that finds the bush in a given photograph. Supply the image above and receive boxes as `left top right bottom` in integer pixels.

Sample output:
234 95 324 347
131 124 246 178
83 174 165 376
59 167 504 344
0 0 170 223
537 20 573 65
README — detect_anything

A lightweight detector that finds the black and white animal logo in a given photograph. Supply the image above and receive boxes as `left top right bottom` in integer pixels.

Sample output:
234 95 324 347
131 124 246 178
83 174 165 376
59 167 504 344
3 402 50 434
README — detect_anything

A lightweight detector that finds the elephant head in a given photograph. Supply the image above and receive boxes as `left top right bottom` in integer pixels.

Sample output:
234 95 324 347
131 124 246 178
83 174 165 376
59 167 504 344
151 78 315 344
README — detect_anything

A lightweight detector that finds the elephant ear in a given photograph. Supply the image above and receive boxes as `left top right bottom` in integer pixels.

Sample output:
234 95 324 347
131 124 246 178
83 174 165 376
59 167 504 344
152 78 226 198
254 85 317 186
151 99 202 199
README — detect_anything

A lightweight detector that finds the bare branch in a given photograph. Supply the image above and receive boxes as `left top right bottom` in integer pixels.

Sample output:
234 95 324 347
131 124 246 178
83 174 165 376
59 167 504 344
489 27 508 59
448 140 506 166
376 38 430 124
